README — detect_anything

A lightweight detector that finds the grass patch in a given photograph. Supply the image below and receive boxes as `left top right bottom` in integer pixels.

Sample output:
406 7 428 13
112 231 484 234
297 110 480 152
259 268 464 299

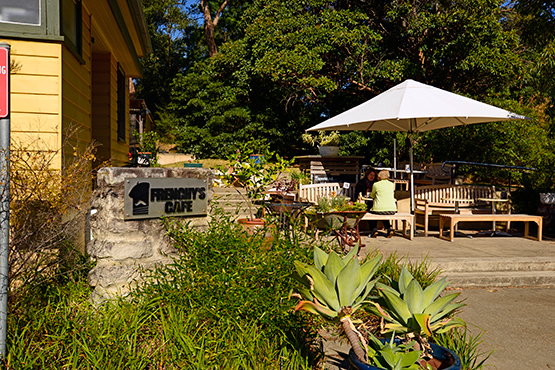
6 206 491 369
162 158 228 169
6 209 324 369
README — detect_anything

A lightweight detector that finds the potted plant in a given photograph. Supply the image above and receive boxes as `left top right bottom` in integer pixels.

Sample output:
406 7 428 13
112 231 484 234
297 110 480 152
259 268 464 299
291 247 464 370
306 194 367 230
302 130 341 156
266 178 298 203
218 145 293 232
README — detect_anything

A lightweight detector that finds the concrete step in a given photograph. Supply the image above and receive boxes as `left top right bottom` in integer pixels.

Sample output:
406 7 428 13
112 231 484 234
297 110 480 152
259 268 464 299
210 186 261 219
432 257 555 287
433 257 555 273
441 270 555 288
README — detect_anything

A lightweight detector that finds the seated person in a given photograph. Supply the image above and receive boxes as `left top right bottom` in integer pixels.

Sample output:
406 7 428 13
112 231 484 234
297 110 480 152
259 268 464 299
369 170 397 238
353 168 377 210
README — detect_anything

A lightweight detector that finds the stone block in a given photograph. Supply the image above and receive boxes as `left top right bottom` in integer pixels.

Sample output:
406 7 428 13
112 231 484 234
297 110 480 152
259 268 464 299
88 167 213 303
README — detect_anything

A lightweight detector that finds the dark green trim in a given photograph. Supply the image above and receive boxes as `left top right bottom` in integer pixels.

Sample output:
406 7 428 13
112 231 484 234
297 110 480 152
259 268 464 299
0 32 64 42
46 0 61 36
106 0 143 75
60 0 83 62
127 0 152 54
0 0 61 39
64 36 86 65
0 0 48 36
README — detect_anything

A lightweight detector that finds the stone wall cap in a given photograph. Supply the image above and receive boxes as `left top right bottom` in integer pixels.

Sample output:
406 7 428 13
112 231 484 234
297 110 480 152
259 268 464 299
97 167 214 186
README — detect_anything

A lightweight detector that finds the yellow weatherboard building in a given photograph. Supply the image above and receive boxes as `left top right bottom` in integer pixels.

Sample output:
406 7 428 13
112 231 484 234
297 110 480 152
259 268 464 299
0 0 152 168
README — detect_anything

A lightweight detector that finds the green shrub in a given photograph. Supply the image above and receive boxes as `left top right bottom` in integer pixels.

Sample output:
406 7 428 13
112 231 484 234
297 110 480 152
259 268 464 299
5 207 326 369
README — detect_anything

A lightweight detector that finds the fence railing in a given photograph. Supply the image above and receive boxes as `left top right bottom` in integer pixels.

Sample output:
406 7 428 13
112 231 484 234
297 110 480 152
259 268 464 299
442 161 537 192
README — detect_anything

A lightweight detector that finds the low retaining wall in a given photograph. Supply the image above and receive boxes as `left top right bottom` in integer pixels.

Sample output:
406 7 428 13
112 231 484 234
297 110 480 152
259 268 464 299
87 167 214 303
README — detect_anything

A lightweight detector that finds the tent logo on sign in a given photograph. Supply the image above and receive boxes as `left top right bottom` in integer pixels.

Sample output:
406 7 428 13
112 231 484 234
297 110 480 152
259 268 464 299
124 178 207 220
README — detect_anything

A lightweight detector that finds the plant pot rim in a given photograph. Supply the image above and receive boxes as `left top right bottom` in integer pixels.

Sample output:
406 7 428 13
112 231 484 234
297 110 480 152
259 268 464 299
348 342 461 370
237 218 265 224
316 211 367 215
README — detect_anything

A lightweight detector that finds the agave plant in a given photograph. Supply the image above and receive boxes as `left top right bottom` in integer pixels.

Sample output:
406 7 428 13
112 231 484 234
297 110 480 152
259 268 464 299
291 245 382 363
365 333 424 370
367 267 466 355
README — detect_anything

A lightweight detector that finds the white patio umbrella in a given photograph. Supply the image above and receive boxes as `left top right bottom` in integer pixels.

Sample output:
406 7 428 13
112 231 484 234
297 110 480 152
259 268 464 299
307 79 528 212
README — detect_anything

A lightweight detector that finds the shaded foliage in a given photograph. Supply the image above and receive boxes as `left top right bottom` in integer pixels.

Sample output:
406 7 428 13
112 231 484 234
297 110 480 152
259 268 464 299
138 0 555 195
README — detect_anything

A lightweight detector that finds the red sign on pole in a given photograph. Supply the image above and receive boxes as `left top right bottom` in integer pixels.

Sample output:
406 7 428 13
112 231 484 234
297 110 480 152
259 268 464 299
0 48 8 118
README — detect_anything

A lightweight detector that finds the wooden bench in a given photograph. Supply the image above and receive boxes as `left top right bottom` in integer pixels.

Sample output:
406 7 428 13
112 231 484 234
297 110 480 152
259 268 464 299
414 163 454 185
414 184 503 236
299 182 356 203
439 214 542 242
361 213 414 240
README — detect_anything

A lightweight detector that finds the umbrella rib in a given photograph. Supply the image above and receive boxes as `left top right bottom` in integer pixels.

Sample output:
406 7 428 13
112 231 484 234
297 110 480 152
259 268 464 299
414 118 436 132
381 119 406 131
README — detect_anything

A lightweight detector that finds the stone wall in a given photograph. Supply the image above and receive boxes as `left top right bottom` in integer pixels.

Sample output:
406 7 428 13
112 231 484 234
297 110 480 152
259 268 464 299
87 167 213 304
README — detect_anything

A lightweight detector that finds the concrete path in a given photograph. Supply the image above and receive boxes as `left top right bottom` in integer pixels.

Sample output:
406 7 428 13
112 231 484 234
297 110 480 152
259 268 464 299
321 229 555 369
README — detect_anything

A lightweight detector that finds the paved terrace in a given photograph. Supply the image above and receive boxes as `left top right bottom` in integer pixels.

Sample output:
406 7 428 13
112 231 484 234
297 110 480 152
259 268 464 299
321 229 555 370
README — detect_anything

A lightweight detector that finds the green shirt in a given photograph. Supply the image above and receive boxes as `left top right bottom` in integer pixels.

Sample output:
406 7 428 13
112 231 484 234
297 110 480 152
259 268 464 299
370 180 397 212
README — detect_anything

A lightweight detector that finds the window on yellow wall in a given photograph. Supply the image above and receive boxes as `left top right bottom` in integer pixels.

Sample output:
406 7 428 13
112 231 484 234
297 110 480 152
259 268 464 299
0 0 40 25
117 65 127 142
61 0 82 57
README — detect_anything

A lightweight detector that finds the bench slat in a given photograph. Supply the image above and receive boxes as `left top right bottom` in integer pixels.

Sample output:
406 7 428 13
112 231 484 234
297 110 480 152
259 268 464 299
439 214 542 242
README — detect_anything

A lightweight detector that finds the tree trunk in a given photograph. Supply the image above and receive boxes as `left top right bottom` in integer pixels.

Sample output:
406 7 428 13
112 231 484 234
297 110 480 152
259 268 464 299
201 0 229 57
340 315 368 364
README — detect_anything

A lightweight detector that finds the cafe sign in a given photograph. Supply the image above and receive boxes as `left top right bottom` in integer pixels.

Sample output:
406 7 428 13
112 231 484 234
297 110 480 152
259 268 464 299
124 178 208 220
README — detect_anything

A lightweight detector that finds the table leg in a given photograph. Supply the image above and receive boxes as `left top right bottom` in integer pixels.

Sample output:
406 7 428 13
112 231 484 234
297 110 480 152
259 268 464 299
454 201 459 232
450 218 455 241
492 201 497 232
439 216 446 240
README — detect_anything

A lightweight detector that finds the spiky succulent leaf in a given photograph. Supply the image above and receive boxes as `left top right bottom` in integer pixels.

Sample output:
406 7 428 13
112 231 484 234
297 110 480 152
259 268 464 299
350 255 381 303
323 251 344 286
366 302 394 322
432 317 466 333
423 293 460 318
400 350 421 368
296 286 314 301
294 300 338 319
294 261 340 311
421 277 449 307
430 302 466 323
342 244 358 263
376 282 401 297
404 279 424 314
353 278 379 308
290 271 311 289
413 313 432 336
380 287 412 325
337 256 362 307
381 347 395 367
398 267 414 295
314 246 329 271
383 322 410 334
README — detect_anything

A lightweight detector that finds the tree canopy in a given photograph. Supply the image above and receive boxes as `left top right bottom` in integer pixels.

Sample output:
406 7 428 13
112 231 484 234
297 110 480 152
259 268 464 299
136 0 555 181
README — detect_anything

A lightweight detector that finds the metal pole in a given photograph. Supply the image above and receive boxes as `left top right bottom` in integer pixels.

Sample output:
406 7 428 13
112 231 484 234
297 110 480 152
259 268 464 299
393 138 397 179
410 139 414 214
0 42 11 360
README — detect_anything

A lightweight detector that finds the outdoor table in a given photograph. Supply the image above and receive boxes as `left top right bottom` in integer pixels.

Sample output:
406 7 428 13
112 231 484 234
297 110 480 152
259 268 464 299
261 201 312 239
326 211 366 254
440 198 474 235
477 198 511 237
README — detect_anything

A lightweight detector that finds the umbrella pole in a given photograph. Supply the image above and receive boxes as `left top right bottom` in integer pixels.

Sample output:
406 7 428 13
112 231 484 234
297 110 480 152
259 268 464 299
410 142 414 214
393 139 397 179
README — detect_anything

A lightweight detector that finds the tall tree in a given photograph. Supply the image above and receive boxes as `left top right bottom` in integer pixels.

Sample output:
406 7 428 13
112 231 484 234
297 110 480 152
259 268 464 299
136 0 198 123
201 0 229 57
